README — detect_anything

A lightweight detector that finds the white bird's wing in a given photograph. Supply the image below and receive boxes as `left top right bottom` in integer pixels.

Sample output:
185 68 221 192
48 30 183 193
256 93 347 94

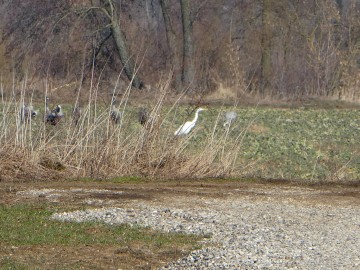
174 123 187 135
174 121 195 135
174 126 182 136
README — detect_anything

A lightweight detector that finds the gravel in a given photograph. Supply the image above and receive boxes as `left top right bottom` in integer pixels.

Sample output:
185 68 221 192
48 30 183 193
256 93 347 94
51 192 360 269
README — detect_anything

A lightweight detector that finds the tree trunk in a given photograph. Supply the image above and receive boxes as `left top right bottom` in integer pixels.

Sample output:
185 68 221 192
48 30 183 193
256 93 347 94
335 0 343 11
104 0 143 89
159 0 182 90
180 0 195 87
260 0 273 97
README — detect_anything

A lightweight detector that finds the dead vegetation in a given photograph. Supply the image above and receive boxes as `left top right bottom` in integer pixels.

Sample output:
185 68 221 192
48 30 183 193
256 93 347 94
0 76 246 182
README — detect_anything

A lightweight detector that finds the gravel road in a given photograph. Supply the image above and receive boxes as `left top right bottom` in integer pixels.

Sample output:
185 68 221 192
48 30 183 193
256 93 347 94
51 184 360 269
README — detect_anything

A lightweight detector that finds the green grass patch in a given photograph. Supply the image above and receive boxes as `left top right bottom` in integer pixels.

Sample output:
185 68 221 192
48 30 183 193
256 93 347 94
0 258 27 270
189 107 359 181
0 203 202 269
108 175 145 183
75 175 145 184
0 204 201 247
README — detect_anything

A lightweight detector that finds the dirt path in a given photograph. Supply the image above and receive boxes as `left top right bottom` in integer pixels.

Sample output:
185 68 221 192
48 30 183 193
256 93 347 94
2 179 360 207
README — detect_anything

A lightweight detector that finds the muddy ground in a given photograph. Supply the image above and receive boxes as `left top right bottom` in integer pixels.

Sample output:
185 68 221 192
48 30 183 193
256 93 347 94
1 179 360 269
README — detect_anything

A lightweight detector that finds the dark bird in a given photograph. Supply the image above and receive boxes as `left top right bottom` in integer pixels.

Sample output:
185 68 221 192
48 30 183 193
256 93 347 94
223 111 237 128
138 107 149 126
44 96 64 126
110 105 122 124
46 105 64 126
20 104 38 124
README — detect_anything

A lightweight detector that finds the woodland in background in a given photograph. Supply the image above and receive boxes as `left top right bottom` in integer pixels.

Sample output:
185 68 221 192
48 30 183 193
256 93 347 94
0 0 359 102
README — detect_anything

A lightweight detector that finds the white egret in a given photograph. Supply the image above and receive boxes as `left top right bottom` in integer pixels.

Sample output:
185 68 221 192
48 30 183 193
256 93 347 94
174 107 207 136
223 111 237 128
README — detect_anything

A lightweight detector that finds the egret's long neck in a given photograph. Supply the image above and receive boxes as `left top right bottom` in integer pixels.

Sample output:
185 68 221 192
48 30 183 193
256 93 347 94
192 111 200 123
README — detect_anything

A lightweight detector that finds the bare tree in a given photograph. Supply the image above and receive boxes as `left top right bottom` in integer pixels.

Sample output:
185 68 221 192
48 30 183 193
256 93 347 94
1 0 143 89
159 0 182 89
100 0 143 89
180 0 195 87
259 0 273 97
1 0 359 99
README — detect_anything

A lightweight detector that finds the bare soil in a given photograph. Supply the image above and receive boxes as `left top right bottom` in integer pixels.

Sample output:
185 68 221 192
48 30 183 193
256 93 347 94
1 178 360 269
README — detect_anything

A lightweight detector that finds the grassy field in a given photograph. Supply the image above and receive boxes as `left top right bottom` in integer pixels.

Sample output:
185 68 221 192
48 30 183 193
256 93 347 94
218 108 360 182
0 97 359 182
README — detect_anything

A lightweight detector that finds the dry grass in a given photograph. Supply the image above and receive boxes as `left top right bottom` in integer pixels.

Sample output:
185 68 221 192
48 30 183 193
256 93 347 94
0 77 243 182
3 73 359 183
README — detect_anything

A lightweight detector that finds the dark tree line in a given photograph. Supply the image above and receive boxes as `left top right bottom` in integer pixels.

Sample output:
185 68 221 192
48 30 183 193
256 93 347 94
0 0 359 100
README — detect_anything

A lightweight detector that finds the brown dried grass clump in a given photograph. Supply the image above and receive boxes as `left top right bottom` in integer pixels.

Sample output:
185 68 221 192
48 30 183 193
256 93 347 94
0 146 68 182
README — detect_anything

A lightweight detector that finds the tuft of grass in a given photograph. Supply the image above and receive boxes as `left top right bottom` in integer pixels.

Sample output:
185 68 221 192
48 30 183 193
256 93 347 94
0 258 27 270
109 175 145 183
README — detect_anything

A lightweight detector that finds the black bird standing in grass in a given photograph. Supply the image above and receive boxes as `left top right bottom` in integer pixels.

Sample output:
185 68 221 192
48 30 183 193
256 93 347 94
45 97 64 126
46 105 64 126
110 105 122 125
138 107 149 126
